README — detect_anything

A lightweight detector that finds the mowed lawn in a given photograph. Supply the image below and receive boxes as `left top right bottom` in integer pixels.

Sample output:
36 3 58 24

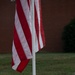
0 53 75 75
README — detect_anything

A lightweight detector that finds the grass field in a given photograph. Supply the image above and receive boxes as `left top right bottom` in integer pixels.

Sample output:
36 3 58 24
0 53 75 75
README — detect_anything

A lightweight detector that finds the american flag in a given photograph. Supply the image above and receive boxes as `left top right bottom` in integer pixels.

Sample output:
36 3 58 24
12 0 45 72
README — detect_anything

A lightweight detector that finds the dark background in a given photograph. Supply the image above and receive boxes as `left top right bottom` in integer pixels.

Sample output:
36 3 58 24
0 0 75 53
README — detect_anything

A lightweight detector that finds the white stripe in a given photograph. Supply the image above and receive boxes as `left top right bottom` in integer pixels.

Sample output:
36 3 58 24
35 0 43 48
15 11 32 59
12 42 21 70
39 33 43 48
34 34 39 52
20 0 32 34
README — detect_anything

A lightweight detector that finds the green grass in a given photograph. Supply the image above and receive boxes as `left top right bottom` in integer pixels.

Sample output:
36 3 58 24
0 53 75 75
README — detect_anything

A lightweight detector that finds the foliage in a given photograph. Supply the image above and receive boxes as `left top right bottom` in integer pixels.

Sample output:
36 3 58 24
62 18 75 52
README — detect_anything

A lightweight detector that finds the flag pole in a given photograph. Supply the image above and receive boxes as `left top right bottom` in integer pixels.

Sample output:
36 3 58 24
31 0 36 75
10 0 15 2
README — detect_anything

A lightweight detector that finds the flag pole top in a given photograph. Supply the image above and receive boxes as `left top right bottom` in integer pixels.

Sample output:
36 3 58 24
11 0 15 2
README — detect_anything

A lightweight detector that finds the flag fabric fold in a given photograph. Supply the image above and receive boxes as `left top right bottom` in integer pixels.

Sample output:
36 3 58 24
12 0 45 72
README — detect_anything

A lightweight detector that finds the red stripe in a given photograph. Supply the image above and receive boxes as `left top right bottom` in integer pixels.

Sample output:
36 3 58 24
27 0 30 7
40 23 45 47
14 27 27 60
17 59 30 72
16 0 32 52
12 58 14 66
